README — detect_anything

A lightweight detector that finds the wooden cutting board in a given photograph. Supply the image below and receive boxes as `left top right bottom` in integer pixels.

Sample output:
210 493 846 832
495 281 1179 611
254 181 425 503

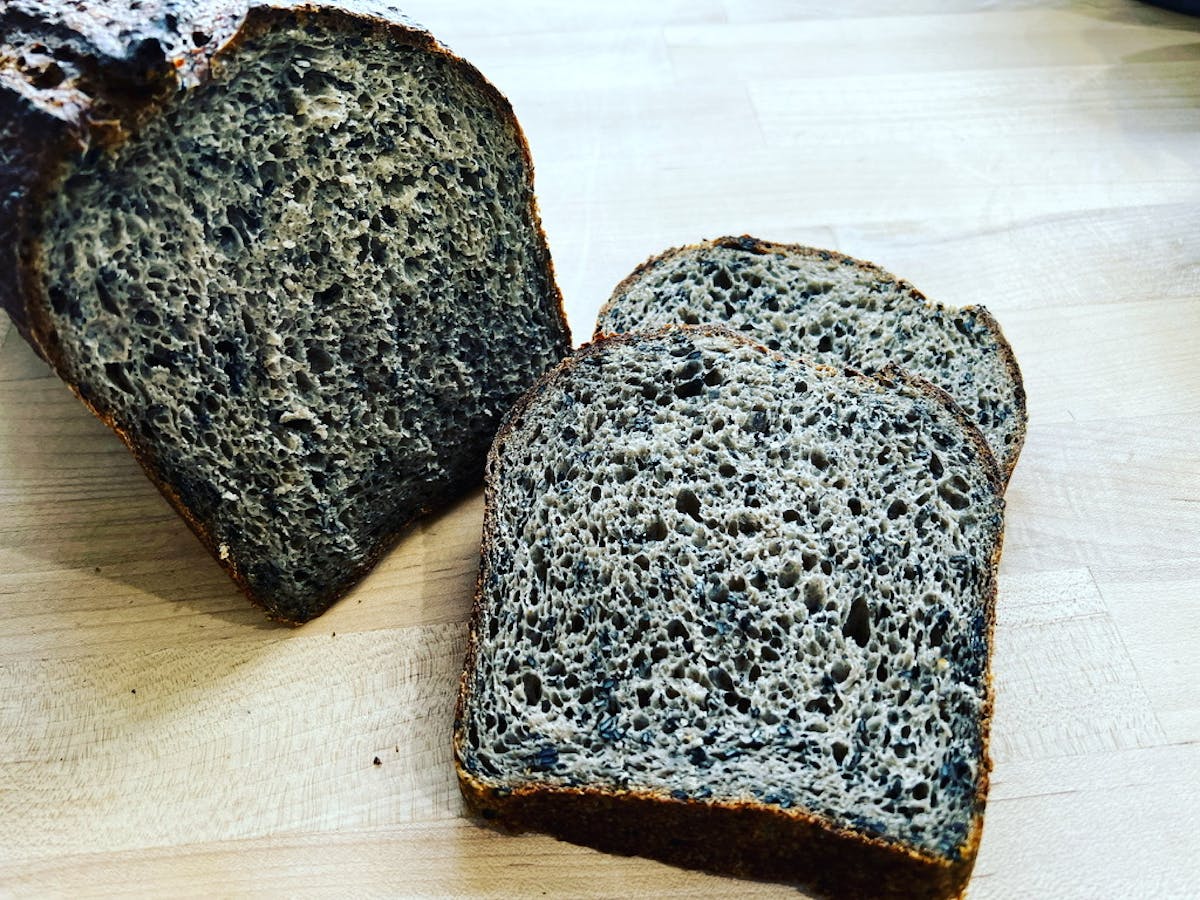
2 1 1198 896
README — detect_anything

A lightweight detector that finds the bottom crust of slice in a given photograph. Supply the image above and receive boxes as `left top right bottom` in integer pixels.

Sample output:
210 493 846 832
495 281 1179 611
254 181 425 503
457 775 975 900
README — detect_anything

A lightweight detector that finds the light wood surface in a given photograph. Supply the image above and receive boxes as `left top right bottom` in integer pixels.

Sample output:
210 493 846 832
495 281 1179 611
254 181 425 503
2 1 1198 896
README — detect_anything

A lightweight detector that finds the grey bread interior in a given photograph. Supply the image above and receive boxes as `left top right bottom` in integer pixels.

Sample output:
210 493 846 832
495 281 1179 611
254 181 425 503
595 238 1025 481
36 17 569 622
458 327 1003 862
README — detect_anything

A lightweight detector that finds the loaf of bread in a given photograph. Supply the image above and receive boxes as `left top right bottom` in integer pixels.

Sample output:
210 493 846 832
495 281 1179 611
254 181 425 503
0 1 571 622
455 326 1004 898
596 236 1025 483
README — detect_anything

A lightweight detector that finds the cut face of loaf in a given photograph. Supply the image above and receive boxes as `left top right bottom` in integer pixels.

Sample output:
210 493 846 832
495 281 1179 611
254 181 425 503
2 4 570 622
455 327 1004 898
595 236 1026 483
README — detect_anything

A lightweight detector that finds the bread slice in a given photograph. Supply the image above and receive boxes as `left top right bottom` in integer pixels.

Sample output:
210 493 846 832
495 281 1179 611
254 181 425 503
595 236 1026 484
455 326 1004 898
0 3 570 622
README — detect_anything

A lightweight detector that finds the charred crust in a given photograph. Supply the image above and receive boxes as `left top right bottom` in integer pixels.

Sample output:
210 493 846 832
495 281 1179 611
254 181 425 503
712 234 772 255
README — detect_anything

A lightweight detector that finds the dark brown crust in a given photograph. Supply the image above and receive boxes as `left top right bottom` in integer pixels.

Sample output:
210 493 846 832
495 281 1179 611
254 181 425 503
456 785 964 900
0 88 69 357
454 324 1003 898
595 235 1028 486
1 1 185 353
1 2 569 624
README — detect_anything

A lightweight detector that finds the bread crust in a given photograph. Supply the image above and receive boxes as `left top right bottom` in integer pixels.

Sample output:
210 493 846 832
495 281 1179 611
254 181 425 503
454 325 1003 898
1 2 568 623
595 235 1028 486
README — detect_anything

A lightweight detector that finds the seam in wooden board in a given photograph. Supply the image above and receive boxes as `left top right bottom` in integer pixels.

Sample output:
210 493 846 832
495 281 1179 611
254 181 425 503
989 790 1080 804
1085 564 1170 741
1000 610 1117 628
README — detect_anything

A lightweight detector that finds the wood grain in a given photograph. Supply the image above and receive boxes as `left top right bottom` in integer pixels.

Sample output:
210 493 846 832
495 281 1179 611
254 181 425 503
2 1 1198 896
2 821 792 898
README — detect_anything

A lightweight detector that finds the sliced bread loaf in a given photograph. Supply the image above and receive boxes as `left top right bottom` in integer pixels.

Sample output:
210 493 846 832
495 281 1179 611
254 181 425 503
0 2 570 622
595 236 1026 483
455 326 1004 898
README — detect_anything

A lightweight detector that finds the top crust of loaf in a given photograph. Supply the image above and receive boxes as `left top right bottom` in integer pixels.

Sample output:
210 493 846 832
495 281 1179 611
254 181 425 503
596 236 1027 485
455 325 1003 896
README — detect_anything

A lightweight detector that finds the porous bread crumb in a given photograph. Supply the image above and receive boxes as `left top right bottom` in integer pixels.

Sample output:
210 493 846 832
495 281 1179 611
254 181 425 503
458 327 1003 862
596 239 1025 480
35 20 568 621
